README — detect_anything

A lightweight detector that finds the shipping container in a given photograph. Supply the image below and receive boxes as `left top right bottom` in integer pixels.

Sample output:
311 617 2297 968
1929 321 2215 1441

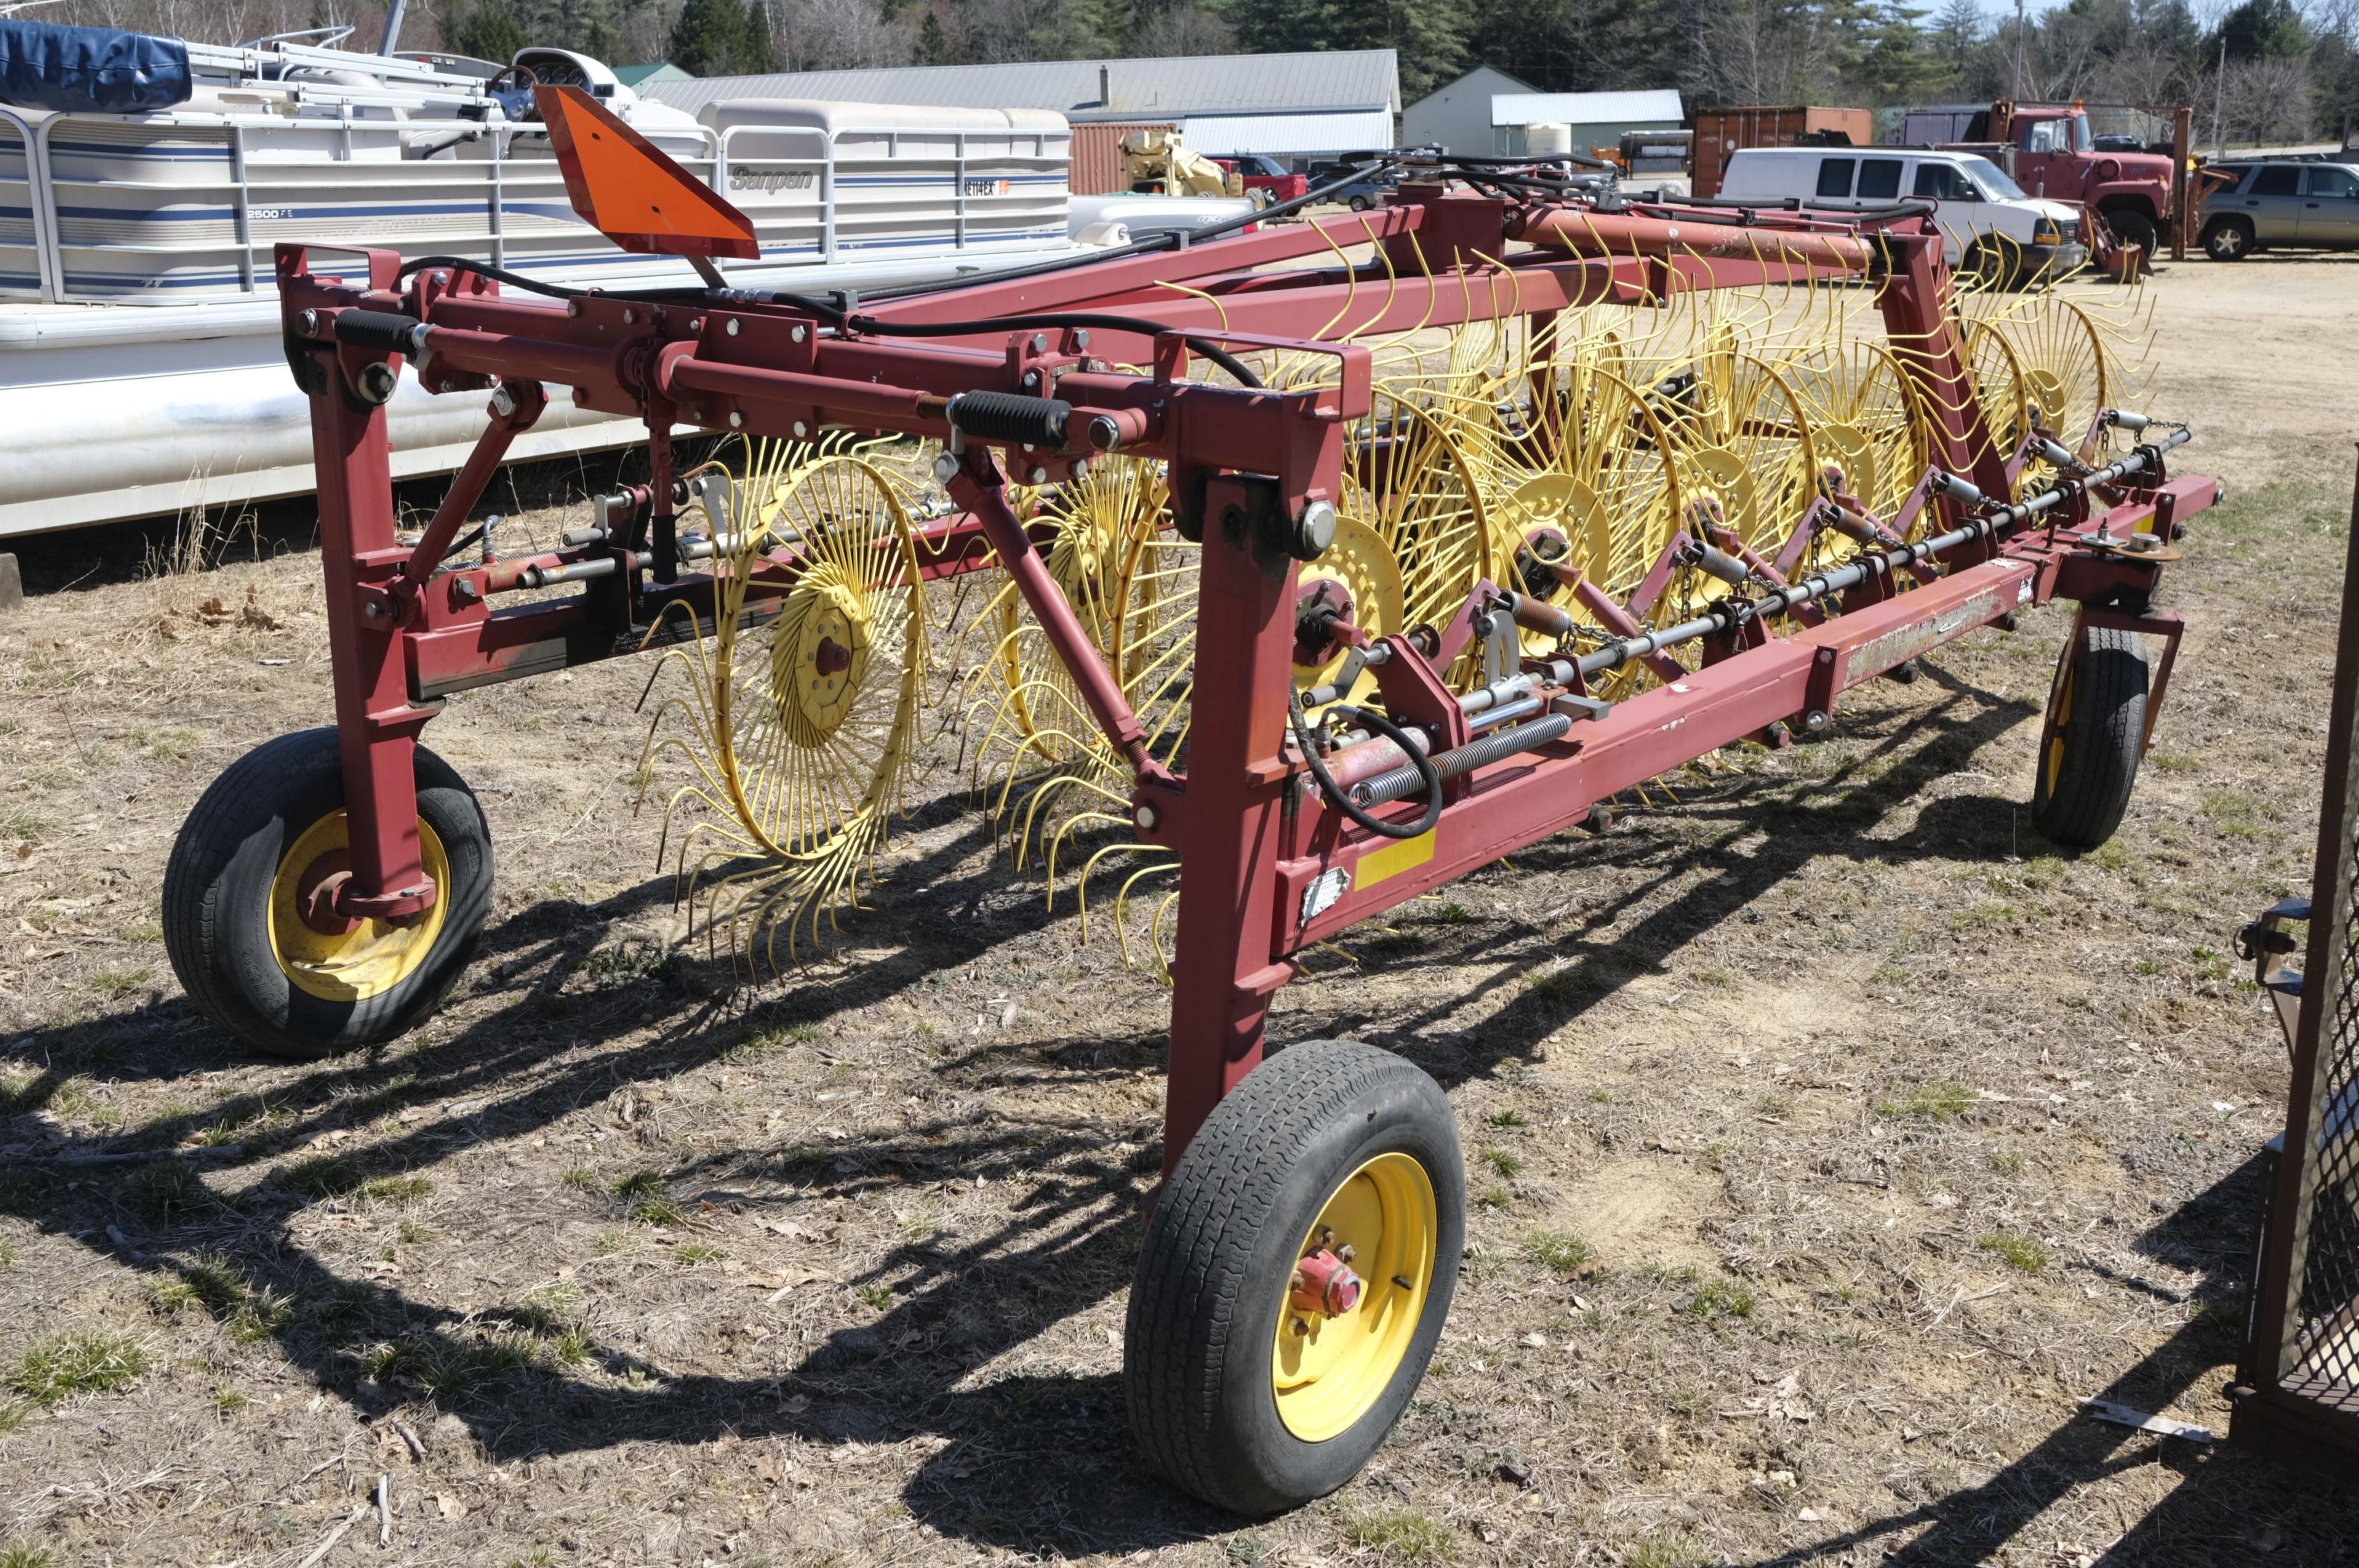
1691 107 1874 198
1070 121 1175 195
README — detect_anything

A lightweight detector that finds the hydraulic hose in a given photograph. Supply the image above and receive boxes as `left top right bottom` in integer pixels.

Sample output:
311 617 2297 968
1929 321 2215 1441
1289 691 1441 840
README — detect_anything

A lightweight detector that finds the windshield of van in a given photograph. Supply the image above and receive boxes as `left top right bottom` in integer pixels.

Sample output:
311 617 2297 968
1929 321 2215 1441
1958 154 2026 200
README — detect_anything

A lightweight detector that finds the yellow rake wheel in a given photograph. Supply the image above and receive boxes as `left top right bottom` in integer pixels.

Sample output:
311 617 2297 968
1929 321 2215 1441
1780 338 1930 558
1347 387 1493 653
1294 514 1404 708
1961 318 2034 484
645 446 929 973
1980 292 2112 450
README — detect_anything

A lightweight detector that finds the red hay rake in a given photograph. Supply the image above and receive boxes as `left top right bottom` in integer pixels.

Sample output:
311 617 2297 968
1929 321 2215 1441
160 89 2216 1515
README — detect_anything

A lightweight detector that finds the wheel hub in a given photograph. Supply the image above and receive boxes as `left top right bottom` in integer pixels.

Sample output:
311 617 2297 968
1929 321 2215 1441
1289 1228 1365 1316
268 811 453 1003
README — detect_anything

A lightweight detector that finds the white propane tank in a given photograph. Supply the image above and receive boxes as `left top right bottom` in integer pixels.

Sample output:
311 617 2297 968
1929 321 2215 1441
1524 123 1574 157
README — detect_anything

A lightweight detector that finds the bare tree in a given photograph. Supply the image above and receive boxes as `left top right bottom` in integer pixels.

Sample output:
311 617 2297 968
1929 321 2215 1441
775 0 916 70
1129 4 1231 56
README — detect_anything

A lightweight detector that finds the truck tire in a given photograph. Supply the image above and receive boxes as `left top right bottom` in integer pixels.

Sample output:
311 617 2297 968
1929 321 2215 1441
2105 208 2157 259
2204 217 2254 261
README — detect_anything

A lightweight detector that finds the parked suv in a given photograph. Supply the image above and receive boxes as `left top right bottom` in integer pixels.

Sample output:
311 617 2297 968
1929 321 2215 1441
2199 159 2359 259
1719 145 2088 282
1212 153 1310 205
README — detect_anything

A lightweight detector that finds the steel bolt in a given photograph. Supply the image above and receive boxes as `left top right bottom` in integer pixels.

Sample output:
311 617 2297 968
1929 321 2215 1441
932 452 959 485
489 385 517 418
791 324 806 343
1070 458 1089 479
1031 332 1049 353
622 307 637 325
1027 466 1049 485
566 299 583 318
1073 328 1091 349
1135 803 1158 832
1802 709 1830 733
1291 1316 1310 1337
729 411 744 428
296 308 320 338
725 318 741 336
1023 370 1040 390
794 421 810 438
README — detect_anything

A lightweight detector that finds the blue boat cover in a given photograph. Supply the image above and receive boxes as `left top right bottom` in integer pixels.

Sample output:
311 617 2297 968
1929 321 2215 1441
0 20 191 114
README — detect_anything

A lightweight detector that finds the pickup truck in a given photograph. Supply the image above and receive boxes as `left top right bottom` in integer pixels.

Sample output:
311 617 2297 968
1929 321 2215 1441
1903 100 2177 257
1215 154 1310 206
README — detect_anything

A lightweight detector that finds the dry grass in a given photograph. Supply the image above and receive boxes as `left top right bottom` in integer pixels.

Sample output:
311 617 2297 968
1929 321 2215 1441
0 260 2350 1564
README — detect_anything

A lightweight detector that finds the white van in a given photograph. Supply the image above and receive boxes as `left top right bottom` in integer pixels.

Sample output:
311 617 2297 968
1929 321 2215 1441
1717 146 2088 282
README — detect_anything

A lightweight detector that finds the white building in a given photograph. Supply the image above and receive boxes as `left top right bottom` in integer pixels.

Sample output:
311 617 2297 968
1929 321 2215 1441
649 50 1400 169
1404 67 1683 161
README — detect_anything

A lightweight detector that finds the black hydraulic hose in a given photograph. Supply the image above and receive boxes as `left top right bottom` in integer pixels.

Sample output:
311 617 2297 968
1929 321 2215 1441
1288 691 1441 840
395 254 584 299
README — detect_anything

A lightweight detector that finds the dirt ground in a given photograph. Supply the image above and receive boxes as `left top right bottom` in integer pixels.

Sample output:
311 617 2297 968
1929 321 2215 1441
2 249 2358 1568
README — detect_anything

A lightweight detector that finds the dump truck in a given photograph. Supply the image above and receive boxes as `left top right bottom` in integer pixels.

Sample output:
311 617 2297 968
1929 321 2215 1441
1904 100 2181 257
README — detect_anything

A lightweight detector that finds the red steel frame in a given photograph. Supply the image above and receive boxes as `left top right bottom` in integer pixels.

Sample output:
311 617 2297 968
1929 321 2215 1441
271 191 2214 1180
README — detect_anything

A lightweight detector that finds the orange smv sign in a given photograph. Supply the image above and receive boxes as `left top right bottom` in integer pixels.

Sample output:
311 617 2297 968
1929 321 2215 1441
535 85 759 260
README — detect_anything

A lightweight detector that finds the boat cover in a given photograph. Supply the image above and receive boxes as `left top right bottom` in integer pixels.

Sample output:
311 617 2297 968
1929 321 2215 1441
0 20 190 114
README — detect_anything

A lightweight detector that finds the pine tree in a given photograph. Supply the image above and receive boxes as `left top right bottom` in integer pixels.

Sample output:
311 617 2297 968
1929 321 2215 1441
742 0 775 70
918 9 952 62
2215 0 2309 61
671 0 750 74
1237 0 1470 100
439 0 529 63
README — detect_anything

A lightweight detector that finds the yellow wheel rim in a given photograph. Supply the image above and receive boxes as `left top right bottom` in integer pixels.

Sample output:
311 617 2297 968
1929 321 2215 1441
1270 1152 1438 1443
2045 661 2075 798
267 812 449 1003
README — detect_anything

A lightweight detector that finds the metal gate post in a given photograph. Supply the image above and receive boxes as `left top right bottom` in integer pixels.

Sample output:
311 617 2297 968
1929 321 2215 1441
1158 473 1302 1178
2230 454 2359 1473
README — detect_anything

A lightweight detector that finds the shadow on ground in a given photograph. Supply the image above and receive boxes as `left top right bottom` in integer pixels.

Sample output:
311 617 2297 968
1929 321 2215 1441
5 646 2326 1555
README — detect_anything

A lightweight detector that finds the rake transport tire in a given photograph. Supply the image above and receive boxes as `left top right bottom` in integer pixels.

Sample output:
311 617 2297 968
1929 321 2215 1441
1125 1040 1465 1515
163 728 493 1061
2031 625 2150 850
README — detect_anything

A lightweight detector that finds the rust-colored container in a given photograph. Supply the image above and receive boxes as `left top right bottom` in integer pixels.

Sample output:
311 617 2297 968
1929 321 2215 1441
1692 107 1875 197
1069 121 1175 196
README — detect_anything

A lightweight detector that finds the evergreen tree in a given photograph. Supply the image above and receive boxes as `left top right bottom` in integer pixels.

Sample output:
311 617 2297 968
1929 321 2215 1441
671 0 751 73
440 0 529 62
2215 0 2309 61
1236 0 1469 100
918 8 953 62
743 0 776 68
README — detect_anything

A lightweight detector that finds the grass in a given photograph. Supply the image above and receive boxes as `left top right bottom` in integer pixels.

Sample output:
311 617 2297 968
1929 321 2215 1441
354 1175 432 1203
1682 1275 1758 1320
613 1171 685 1225
560 1168 600 1192
675 1242 726 1266
1979 1231 2049 1274
854 1283 894 1312
277 1154 361 1197
365 1334 544 1399
0 1543 61 1568
0 805 49 846
0 1240 16 1272
125 1163 220 1224
1339 1507 1455 1563
1875 1080 1976 1122
1624 1537 1707 1568
87 965 152 1000
9 1327 149 1405
1521 1229 1593 1274
149 1255 292 1342
724 1021 822 1062
1485 1108 1527 1128
1480 1146 1524 1178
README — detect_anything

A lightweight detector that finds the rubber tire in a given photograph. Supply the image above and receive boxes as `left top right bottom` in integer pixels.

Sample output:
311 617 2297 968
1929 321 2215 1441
1126 1040 1465 1516
162 728 493 1061
2031 626 2149 850
1347 194 1371 212
1963 239 2017 291
2204 218 2253 262
2104 207 2157 260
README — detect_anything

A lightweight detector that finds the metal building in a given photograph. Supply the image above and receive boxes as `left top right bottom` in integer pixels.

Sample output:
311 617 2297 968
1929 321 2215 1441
1402 69 1683 162
647 51 1399 174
